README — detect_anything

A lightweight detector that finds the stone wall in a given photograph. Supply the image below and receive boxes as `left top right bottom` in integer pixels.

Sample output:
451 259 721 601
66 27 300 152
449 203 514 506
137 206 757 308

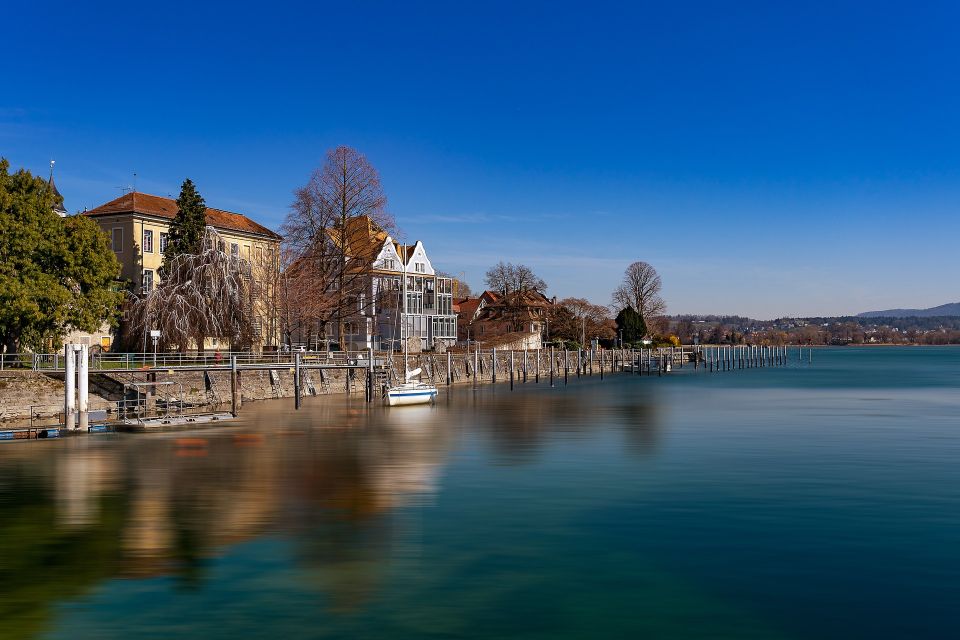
0 372 114 423
0 348 630 425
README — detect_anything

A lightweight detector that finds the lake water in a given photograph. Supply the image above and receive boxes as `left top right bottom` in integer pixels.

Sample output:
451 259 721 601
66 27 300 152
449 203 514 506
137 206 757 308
1 347 958 639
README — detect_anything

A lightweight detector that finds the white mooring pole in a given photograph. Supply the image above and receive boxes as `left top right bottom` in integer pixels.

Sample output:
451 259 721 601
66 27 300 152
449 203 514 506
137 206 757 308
64 343 76 430
78 344 89 430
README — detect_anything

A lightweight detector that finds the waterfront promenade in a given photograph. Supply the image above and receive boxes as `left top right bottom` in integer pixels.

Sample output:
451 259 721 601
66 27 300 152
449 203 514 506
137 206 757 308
1 345 798 434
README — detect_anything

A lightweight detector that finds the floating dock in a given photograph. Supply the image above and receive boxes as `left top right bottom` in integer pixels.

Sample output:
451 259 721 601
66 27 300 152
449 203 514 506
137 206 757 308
116 412 237 432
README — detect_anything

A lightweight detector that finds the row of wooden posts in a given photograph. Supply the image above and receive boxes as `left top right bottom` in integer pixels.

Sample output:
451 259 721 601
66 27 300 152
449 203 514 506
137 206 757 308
53 344 812 425
278 344 812 409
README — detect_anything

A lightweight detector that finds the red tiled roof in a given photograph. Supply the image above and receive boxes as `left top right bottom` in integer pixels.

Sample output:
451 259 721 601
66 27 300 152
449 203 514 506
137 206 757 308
457 297 484 322
84 192 282 240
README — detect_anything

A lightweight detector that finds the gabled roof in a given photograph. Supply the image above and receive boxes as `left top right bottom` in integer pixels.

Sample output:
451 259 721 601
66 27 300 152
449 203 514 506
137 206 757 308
455 291 504 322
489 289 551 308
393 240 422 264
84 192 282 240
327 215 390 260
456 297 484 322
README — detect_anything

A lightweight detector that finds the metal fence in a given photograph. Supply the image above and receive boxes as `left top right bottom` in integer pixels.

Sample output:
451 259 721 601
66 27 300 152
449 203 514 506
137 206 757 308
3 349 386 372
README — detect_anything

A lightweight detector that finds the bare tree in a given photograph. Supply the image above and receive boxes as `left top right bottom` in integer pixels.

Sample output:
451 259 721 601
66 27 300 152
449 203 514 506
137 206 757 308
454 279 473 298
125 227 255 352
484 261 546 294
484 261 513 294
437 271 473 298
282 146 396 347
252 243 325 350
612 261 666 323
513 264 546 293
556 297 616 343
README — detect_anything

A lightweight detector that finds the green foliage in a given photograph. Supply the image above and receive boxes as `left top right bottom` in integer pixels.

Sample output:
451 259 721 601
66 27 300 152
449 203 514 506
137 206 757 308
0 159 121 352
615 306 647 344
162 178 207 275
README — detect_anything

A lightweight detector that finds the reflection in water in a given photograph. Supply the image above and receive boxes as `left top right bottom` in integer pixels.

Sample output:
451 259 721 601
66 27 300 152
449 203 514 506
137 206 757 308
3 351 960 639
0 399 455 637
470 382 662 462
0 380 663 638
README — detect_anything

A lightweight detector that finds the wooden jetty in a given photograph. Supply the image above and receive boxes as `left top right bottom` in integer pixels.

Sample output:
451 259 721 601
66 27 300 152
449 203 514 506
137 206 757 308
0 343 805 439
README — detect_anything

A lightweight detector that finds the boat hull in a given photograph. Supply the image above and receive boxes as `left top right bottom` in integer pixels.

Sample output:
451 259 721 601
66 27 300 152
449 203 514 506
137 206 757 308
386 388 437 406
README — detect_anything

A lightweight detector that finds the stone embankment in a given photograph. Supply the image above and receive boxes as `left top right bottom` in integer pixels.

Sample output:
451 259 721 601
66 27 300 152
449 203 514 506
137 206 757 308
0 349 628 426
0 372 114 424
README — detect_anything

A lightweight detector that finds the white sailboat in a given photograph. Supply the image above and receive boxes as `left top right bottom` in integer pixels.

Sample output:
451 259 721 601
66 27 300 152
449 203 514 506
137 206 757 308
386 367 438 406
386 244 438 406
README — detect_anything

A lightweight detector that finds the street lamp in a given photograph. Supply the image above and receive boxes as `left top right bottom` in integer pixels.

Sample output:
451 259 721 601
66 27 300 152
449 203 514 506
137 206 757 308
150 330 161 366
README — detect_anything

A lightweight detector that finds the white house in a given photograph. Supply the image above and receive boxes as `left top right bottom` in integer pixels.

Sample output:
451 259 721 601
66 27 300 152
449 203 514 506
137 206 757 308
330 217 458 351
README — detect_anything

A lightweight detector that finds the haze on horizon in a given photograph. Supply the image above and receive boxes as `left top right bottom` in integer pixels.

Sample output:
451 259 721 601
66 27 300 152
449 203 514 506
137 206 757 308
4 1 958 320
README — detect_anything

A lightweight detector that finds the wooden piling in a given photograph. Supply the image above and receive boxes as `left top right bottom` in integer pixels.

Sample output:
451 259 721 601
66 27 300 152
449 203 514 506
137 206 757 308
231 356 241 416
550 345 555 387
294 353 301 410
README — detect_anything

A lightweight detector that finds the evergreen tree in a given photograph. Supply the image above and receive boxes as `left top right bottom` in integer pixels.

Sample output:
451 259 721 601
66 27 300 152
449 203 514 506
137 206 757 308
615 306 647 345
0 158 121 352
162 178 207 276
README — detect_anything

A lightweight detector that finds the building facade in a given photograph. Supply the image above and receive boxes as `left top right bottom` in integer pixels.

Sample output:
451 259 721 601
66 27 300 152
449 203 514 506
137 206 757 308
84 192 282 349
458 289 554 350
299 216 458 351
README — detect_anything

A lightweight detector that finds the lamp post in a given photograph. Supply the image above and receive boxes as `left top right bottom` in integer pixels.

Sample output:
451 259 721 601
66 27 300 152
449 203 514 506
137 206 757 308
150 330 161 367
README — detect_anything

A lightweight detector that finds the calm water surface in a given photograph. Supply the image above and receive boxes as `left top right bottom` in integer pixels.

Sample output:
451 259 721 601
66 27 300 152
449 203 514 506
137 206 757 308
1 347 958 639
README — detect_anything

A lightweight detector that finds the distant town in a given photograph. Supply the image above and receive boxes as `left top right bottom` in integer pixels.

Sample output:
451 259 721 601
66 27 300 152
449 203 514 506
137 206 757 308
664 313 960 346
3 148 958 357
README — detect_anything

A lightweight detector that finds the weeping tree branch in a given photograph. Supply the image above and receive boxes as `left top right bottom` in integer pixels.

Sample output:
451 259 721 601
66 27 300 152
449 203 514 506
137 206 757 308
124 227 256 352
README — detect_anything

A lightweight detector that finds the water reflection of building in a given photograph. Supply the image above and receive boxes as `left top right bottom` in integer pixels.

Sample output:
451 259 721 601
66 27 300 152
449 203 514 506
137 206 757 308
0 401 453 611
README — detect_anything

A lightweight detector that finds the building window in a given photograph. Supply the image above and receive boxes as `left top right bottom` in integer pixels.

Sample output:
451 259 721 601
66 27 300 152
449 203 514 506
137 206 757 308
159 232 169 253
231 243 239 258
143 229 153 253
218 240 225 252
112 228 123 253
142 269 154 293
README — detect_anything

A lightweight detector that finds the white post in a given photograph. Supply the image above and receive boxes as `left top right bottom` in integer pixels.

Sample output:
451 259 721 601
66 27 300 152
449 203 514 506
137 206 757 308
64 343 76 430
78 344 89 430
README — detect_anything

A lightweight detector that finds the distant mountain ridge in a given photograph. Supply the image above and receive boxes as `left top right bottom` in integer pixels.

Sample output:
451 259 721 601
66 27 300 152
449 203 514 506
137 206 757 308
858 302 960 318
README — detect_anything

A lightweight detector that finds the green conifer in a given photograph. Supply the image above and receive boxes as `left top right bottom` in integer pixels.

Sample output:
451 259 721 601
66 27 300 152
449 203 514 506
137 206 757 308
162 178 207 276
615 306 647 345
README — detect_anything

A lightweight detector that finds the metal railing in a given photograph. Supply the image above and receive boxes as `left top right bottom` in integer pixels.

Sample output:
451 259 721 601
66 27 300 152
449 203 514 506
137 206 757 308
5 349 389 372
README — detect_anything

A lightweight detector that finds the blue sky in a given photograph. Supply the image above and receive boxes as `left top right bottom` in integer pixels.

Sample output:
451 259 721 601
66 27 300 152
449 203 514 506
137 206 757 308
4 1 959 319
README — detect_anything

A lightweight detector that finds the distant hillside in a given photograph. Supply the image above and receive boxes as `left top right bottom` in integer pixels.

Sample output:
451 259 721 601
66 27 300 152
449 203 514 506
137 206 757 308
858 302 960 318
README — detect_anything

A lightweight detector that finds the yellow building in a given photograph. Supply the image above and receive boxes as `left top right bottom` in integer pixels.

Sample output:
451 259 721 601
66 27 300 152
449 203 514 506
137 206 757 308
84 192 283 349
